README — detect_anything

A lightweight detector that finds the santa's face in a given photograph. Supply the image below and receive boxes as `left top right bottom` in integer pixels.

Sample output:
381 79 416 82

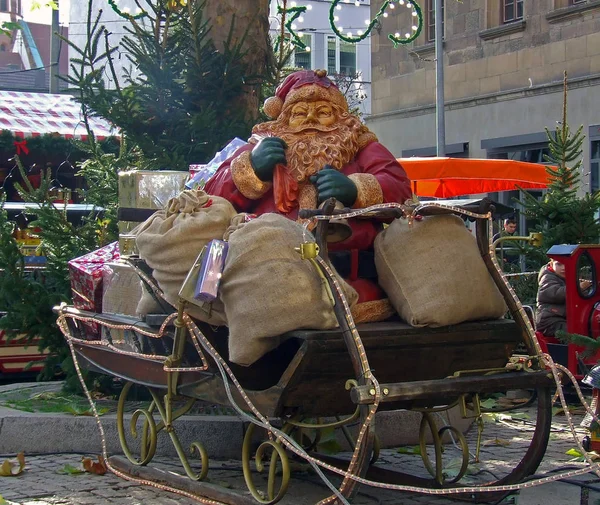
289 100 337 129
252 98 362 181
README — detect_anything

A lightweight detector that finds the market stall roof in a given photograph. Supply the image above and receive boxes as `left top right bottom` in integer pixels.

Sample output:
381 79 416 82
0 91 116 141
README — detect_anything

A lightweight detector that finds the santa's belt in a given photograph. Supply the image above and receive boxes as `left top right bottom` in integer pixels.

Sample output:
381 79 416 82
330 250 377 280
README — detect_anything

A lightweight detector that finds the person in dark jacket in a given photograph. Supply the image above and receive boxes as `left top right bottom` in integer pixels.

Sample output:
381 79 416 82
493 217 519 265
535 259 567 336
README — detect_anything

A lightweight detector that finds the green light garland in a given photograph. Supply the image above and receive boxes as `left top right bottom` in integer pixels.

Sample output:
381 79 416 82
275 4 308 52
329 0 423 47
107 0 148 20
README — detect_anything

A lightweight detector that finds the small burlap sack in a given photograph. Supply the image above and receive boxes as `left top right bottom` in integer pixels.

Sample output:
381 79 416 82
374 214 506 327
135 189 237 325
221 213 358 366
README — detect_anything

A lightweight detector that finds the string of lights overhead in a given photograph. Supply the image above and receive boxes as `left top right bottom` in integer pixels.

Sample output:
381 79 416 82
105 1 423 49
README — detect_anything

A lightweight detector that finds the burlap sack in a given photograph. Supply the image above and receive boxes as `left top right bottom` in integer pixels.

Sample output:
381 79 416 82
221 213 358 366
374 214 507 327
135 189 237 325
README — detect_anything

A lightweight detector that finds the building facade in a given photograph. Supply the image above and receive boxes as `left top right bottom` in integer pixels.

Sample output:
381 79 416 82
366 0 600 197
0 0 21 55
0 0 69 92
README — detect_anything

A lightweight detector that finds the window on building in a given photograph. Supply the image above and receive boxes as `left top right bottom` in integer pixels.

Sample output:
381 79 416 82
326 36 357 76
488 144 548 236
554 0 586 7
0 44 5 52
0 0 8 12
592 140 600 193
493 146 550 163
426 0 444 43
339 41 356 75
327 36 337 75
503 0 524 23
294 33 313 70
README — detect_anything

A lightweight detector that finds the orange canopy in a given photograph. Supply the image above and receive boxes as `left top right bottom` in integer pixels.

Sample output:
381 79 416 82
397 157 551 198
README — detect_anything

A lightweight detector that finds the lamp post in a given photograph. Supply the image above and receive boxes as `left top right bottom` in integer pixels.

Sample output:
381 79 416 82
434 0 445 156
49 0 60 93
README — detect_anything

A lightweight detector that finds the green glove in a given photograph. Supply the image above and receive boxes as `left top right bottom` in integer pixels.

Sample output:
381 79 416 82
249 137 287 181
309 166 358 207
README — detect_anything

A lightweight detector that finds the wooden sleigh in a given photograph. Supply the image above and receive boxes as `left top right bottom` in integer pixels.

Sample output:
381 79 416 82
55 199 555 505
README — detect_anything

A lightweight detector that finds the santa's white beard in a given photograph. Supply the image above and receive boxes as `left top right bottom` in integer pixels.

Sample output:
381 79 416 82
253 120 362 182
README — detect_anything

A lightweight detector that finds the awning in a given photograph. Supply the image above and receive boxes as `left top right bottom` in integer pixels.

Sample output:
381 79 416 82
0 91 116 141
398 157 551 198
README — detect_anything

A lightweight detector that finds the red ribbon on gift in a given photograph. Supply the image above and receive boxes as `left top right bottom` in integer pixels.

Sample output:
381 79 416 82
14 139 29 155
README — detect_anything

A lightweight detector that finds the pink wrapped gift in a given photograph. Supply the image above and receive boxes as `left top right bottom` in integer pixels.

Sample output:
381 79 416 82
68 241 120 338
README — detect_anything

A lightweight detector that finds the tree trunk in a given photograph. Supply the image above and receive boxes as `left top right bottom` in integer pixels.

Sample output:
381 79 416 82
203 0 272 122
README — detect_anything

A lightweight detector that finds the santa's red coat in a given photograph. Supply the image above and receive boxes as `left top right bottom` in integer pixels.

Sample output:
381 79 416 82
205 141 411 251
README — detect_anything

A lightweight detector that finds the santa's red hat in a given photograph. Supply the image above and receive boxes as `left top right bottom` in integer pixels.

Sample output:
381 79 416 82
263 69 348 119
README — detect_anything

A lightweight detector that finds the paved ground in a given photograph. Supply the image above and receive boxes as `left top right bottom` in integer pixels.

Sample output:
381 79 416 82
1 389 599 505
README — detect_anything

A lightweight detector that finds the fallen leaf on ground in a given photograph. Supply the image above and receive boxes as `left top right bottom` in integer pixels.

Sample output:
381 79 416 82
480 398 498 409
58 463 85 475
0 452 25 477
497 397 530 408
396 445 421 455
554 406 586 417
566 448 583 457
82 455 107 475
482 438 511 447
566 448 600 461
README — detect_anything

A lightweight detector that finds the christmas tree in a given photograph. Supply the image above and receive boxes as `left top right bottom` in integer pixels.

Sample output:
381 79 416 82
61 0 269 171
517 72 600 352
0 157 121 391
0 0 275 389
519 72 600 262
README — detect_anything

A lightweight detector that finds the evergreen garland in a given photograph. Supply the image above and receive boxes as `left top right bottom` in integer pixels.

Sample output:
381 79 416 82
0 129 119 167
329 0 423 46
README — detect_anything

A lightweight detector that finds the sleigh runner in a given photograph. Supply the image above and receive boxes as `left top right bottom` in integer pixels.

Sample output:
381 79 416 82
54 198 558 505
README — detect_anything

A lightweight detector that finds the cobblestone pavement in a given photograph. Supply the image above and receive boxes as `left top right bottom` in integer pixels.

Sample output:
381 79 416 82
1 402 599 505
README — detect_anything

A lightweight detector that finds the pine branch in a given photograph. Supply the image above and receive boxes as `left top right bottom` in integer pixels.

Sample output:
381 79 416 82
556 330 600 358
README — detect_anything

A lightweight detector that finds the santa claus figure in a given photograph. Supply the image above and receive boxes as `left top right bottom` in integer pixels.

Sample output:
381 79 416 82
205 69 412 321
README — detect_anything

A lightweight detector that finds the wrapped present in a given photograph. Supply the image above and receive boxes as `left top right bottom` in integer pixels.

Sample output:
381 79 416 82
195 239 228 302
118 170 190 209
68 241 120 338
119 170 189 255
118 170 190 254
102 260 142 316
101 260 143 350
186 137 247 190
178 239 228 306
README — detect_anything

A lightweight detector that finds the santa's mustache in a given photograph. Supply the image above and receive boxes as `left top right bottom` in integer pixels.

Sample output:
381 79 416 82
286 123 340 134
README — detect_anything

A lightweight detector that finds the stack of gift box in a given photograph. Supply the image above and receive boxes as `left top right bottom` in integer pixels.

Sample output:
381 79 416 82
68 170 190 339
